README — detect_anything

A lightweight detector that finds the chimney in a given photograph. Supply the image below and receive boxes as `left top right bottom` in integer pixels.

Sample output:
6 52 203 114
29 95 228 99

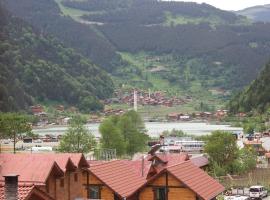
141 156 145 177
4 174 19 200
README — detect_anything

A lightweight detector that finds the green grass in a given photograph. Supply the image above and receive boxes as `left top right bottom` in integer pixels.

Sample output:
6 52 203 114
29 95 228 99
54 0 91 21
108 103 197 119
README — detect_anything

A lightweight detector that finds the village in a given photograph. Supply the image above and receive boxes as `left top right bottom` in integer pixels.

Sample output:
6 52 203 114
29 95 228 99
2 131 270 200
28 88 232 128
2 102 270 200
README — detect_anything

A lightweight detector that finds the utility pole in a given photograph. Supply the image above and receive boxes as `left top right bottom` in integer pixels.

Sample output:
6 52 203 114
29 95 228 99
134 90 138 112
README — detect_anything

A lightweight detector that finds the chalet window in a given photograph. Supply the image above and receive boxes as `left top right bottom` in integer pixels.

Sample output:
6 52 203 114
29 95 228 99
74 173 78 182
88 185 101 199
154 187 166 200
60 179 64 187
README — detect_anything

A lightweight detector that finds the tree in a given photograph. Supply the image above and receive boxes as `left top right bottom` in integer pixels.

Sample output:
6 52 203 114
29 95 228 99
58 116 96 153
243 123 255 135
231 147 257 174
162 129 186 137
204 131 238 175
99 117 126 156
79 96 104 113
118 111 148 155
0 113 32 153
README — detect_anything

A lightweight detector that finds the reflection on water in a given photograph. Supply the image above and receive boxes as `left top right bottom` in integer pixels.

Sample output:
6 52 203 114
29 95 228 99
33 122 243 138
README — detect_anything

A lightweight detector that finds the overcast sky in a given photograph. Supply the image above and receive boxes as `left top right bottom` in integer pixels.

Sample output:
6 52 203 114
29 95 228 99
165 0 270 11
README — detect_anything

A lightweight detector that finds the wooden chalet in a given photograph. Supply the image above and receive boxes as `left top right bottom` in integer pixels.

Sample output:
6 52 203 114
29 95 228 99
86 153 224 200
0 152 223 200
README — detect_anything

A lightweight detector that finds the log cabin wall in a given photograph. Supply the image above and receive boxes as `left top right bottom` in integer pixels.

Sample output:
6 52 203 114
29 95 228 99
85 172 115 200
139 172 196 200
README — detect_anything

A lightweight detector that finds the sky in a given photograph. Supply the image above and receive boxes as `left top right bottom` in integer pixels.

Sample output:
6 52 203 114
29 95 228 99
166 0 270 11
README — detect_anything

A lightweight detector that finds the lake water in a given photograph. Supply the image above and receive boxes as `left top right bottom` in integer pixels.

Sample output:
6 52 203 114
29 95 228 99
33 122 243 138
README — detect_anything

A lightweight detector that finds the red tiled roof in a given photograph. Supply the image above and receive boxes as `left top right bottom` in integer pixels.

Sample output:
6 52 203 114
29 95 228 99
0 153 88 179
89 160 146 198
167 161 224 200
64 153 89 168
122 160 151 178
153 153 189 165
0 182 54 200
190 156 209 168
88 160 108 166
0 154 63 184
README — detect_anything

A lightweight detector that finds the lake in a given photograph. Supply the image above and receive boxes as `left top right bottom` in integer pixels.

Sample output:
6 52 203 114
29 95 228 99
33 122 243 138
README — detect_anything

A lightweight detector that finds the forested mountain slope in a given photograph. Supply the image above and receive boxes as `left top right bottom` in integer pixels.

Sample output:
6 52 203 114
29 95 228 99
6 0 269 90
3 0 120 72
0 4 113 112
229 61 270 113
4 0 270 110
237 5 270 22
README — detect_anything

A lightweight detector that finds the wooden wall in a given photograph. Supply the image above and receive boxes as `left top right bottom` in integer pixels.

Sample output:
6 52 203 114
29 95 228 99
87 172 115 200
139 173 196 200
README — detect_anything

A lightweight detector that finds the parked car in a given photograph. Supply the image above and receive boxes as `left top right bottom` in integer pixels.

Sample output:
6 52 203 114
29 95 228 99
249 186 267 199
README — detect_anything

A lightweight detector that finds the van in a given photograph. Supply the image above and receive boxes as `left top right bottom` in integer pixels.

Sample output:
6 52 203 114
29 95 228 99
249 186 267 199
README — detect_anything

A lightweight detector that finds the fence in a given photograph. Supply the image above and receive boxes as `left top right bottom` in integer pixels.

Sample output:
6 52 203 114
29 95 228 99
218 168 270 189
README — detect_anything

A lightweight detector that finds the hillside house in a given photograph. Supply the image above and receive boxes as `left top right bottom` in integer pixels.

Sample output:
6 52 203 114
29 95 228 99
30 105 44 114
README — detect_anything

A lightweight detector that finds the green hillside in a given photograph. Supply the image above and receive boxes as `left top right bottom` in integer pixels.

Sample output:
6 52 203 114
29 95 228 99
3 0 270 112
229 61 270 113
3 0 120 72
0 4 113 112
236 5 270 22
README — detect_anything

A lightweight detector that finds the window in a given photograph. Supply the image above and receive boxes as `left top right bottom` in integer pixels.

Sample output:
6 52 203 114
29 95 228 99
154 187 166 200
74 173 78 182
88 185 100 199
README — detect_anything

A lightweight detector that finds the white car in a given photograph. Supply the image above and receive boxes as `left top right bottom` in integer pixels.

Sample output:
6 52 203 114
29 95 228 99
250 186 268 199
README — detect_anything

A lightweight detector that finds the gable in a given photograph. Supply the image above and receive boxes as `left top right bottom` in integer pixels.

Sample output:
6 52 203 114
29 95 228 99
149 172 183 187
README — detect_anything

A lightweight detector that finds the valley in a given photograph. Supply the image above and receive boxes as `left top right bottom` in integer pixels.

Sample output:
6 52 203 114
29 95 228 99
2 0 270 117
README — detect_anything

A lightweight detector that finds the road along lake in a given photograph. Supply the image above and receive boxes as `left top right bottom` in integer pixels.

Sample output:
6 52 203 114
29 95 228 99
33 122 243 138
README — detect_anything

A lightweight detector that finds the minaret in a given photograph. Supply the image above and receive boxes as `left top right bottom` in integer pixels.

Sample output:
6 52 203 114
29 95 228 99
134 90 138 112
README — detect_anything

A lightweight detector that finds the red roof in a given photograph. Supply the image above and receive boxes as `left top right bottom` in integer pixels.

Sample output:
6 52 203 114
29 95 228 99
64 153 89 168
0 154 63 184
122 160 151 178
89 160 146 198
0 153 88 171
190 155 209 168
150 153 189 165
167 161 224 200
0 183 54 200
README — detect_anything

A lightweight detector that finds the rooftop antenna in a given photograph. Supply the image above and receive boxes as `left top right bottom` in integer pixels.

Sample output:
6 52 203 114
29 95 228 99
134 90 138 112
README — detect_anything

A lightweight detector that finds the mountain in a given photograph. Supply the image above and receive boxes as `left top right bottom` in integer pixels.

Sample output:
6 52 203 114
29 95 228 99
3 0 121 72
236 4 270 22
4 0 270 110
74 0 270 90
228 61 270 113
0 4 113 112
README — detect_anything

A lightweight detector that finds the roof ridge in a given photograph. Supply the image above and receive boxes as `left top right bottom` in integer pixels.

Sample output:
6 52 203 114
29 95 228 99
166 159 192 169
90 159 121 167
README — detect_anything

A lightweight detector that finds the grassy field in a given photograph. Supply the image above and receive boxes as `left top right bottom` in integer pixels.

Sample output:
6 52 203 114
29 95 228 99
54 0 91 21
106 103 197 120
